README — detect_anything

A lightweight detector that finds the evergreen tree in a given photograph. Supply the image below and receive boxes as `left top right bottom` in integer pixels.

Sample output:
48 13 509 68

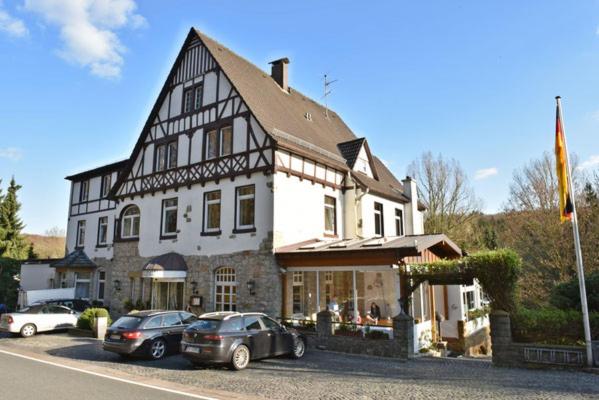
0 177 28 259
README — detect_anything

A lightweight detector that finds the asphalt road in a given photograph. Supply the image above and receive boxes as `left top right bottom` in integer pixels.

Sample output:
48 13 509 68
0 351 217 400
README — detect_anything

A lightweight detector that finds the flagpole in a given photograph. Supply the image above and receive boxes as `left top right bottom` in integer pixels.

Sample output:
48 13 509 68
556 96 593 367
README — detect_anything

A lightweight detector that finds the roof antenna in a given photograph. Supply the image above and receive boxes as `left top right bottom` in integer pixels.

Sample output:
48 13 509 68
323 74 338 118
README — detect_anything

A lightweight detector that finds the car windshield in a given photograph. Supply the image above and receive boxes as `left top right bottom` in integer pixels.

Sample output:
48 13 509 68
189 319 220 331
111 316 142 329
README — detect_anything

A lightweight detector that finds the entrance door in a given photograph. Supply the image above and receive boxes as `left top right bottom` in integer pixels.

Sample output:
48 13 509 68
151 281 184 310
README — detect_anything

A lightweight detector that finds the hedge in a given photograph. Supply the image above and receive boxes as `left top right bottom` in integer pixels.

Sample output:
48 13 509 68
550 271 599 313
77 308 112 331
511 307 599 345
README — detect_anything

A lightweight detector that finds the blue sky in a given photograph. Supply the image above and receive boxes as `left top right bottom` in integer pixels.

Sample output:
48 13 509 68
1 0 599 234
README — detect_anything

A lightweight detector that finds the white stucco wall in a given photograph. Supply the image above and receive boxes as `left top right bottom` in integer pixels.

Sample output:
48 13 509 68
116 173 273 258
19 263 55 291
359 193 406 238
272 171 345 248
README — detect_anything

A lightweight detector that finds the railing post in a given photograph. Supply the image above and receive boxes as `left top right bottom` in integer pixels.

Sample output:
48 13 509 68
317 310 335 338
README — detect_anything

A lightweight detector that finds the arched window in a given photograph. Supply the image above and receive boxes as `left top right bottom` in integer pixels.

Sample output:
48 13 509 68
120 205 140 239
215 267 237 311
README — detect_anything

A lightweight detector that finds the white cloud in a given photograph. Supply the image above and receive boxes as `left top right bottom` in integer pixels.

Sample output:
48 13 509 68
577 155 599 171
474 167 498 181
0 2 28 37
0 147 23 161
23 0 146 78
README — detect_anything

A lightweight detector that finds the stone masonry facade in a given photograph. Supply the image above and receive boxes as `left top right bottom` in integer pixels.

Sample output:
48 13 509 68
95 233 282 318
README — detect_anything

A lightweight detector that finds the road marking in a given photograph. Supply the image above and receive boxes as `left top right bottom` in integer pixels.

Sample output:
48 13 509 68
0 348 220 400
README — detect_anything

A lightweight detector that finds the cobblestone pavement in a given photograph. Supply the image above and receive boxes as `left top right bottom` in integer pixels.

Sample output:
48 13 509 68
1 332 598 400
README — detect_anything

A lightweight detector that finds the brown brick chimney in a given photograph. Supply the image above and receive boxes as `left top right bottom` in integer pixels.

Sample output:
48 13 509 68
269 58 289 91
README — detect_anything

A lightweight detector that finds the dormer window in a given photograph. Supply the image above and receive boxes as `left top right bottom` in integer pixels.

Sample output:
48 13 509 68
183 84 203 113
155 140 178 172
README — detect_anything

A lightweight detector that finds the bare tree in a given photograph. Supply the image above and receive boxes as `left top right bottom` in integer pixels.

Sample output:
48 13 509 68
407 152 481 242
507 151 580 211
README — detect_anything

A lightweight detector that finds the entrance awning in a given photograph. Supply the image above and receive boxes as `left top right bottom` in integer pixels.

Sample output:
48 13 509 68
142 252 187 279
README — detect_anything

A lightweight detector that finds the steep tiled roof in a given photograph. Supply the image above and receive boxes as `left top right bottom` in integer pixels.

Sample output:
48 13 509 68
65 160 128 181
196 29 358 170
51 250 96 268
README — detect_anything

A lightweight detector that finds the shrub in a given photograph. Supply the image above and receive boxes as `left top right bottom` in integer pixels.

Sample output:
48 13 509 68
550 271 599 313
467 305 490 321
365 330 390 340
511 307 599 345
77 308 112 331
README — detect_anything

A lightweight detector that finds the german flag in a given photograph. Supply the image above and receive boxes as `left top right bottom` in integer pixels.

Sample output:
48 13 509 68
555 99 573 222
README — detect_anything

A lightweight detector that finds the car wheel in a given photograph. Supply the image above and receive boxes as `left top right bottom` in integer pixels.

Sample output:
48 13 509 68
20 324 37 338
291 338 306 359
149 338 166 360
230 344 250 370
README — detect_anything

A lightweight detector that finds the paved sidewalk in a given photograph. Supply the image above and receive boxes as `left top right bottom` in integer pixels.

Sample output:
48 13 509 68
1 332 598 400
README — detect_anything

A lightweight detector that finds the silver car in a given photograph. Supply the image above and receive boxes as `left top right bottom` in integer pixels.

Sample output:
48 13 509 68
0 304 79 337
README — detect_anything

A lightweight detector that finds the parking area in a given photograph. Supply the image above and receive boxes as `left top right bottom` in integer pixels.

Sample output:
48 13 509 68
0 332 598 400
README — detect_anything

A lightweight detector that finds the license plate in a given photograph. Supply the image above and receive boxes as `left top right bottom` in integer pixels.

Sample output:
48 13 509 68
110 334 121 340
186 346 200 354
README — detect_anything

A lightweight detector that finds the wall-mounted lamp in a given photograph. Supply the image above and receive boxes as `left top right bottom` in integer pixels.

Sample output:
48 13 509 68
191 281 198 294
247 280 256 296
114 279 121 292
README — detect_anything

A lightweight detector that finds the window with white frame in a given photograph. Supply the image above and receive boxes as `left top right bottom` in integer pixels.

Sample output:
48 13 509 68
203 190 221 232
155 140 178 171
97 216 108 246
205 126 233 160
97 270 106 301
374 202 384 236
76 220 86 247
324 196 337 235
101 174 111 198
292 272 304 314
80 180 89 202
183 84 202 113
215 267 237 311
161 198 178 237
463 290 476 311
220 126 233 157
75 272 91 299
235 185 255 230
120 205 140 239
395 208 404 236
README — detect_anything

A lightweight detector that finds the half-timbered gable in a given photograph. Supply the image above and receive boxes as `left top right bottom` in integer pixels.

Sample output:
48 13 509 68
111 32 273 199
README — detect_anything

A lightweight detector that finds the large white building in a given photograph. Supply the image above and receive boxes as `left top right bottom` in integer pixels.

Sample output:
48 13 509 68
54 28 484 347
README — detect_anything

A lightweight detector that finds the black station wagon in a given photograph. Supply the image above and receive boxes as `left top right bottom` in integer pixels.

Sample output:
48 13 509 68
180 312 306 370
103 310 198 360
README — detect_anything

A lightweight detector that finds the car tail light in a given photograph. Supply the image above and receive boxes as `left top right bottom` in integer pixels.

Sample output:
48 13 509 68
203 334 223 341
6 316 13 324
122 331 142 340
